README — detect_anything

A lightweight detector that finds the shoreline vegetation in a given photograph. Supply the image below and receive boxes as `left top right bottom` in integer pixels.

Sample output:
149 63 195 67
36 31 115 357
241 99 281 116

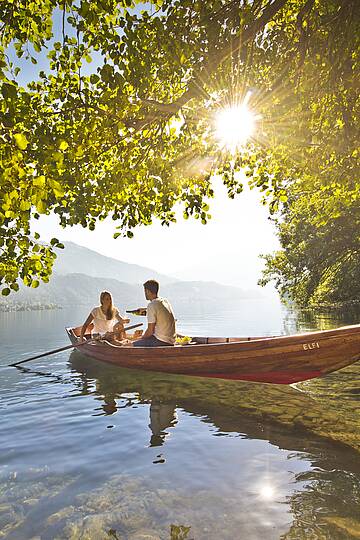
287 300 360 311
307 300 360 310
0 296 360 314
0 302 61 312
1 299 359 315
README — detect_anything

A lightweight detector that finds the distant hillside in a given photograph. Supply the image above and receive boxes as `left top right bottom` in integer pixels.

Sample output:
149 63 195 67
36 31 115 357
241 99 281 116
0 273 261 312
0 274 140 312
163 280 260 305
52 241 176 284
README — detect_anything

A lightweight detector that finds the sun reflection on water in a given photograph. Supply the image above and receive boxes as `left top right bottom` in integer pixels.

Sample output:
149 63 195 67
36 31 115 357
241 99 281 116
258 483 275 500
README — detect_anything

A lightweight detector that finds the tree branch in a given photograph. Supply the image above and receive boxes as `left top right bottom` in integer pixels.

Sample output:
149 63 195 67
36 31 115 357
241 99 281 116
135 0 288 125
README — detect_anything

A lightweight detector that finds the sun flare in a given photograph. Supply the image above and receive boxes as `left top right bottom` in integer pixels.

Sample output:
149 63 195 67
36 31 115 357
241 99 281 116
215 103 258 152
259 484 275 500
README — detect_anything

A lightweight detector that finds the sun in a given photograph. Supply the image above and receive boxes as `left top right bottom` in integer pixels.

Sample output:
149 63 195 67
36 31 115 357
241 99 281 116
215 103 258 152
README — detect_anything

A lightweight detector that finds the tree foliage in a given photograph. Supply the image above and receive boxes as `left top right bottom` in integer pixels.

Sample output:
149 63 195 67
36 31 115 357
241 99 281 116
1 0 359 299
259 197 360 305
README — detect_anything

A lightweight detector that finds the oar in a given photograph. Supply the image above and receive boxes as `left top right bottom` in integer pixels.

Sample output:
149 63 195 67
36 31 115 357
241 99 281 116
9 323 143 367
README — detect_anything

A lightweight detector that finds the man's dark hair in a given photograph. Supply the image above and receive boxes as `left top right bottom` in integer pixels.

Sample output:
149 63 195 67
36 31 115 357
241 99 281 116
143 279 159 295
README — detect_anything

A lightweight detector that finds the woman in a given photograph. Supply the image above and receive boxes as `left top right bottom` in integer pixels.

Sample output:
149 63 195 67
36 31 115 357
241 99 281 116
80 291 130 342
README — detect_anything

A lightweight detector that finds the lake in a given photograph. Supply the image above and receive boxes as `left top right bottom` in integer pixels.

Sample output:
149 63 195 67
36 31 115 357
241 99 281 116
1 298 360 539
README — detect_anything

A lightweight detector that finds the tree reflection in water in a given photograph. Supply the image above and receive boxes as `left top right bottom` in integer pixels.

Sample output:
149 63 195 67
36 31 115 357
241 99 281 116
283 467 360 539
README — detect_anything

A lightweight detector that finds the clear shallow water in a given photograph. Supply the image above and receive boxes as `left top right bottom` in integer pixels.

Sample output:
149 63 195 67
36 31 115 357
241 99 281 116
1 300 360 539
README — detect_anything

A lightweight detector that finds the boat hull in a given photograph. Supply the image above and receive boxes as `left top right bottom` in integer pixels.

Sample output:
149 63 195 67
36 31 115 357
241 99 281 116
66 324 360 384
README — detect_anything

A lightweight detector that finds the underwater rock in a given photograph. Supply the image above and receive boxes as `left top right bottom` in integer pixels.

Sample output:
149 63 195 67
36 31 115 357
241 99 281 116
45 505 76 526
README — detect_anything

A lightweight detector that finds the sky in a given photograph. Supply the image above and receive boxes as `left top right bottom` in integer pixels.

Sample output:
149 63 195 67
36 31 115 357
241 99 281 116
31 179 280 291
10 5 280 294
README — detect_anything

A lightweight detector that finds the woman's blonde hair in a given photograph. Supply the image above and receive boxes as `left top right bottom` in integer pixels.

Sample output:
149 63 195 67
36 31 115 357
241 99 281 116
100 291 116 320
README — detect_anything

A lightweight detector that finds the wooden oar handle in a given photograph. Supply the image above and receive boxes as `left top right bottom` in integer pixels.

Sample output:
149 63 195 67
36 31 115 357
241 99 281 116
9 323 143 367
9 343 85 367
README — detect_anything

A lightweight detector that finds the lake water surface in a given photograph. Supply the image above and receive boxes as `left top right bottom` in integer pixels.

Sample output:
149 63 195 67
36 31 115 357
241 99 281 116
1 299 360 539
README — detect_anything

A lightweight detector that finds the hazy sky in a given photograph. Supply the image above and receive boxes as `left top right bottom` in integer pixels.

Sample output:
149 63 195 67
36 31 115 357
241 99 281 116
32 179 279 290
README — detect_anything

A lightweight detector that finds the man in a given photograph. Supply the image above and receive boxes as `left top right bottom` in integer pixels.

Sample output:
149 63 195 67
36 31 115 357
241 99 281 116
133 279 176 347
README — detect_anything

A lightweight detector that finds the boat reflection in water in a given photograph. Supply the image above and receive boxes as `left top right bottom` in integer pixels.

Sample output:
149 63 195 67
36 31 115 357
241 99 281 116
68 349 360 455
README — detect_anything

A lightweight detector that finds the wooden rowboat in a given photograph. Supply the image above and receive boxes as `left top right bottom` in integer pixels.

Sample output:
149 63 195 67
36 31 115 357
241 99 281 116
66 324 360 385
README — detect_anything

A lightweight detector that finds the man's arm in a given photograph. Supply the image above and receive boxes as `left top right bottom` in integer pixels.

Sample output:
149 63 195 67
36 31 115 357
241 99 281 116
141 322 156 339
140 303 156 339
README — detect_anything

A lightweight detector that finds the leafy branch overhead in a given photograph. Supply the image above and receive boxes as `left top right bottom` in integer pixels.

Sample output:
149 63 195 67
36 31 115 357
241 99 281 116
0 0 359 302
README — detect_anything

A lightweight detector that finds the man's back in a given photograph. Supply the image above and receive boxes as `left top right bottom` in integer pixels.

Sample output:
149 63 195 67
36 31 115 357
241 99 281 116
147 297 176 345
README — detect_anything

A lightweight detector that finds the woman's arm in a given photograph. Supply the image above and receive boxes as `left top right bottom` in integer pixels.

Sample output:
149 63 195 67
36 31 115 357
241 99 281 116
112 311 130 339
115 311 130 324
80 313 94 342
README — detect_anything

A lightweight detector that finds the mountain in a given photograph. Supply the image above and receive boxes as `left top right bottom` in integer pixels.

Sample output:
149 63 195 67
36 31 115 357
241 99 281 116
0 241 264 312
0 273 261 312
52 241 176 284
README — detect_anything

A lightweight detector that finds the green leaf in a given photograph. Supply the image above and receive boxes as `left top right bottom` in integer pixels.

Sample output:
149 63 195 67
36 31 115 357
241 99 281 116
49 179 64 198
20 200 31 211
1 288 11 296
14 133 29 150
36 200 47 214
1 83 17 99
59 140 69 150
33 175 46 187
